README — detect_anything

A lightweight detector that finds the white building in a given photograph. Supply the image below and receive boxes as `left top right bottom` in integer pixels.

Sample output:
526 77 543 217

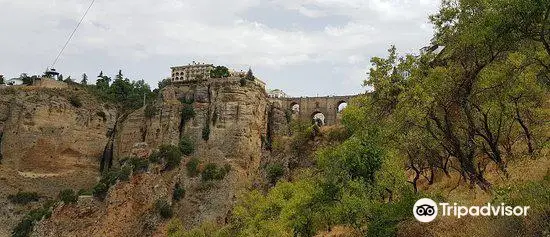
171 62 214 82
268 89 288 98
5 78 23 86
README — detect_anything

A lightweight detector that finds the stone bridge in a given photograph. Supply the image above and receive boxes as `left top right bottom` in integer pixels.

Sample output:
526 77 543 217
277 95 360 126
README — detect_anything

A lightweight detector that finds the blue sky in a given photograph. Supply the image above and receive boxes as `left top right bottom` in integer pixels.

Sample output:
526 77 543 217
0 0 439 96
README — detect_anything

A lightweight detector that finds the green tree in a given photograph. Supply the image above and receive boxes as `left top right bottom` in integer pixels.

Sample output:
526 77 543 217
81 73 88 85
245 68 255 81
179 136 195 156
0 75 4 84
210 66 230 78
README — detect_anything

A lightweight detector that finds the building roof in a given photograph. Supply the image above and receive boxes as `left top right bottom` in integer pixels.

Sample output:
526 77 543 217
171 63 214 70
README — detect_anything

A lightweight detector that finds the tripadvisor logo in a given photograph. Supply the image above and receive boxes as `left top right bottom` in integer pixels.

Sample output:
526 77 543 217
413 198 530 223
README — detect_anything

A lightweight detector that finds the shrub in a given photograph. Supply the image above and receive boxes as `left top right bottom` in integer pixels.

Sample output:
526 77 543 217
126 157 149 173
118 165 132 181
158 145 183 170
201 163 231 182
179 136 195 156
148 151 161 164
92 182 109 200
173 183 186 201
186 157 201 177
12 201 55 237
68 95 82 108
181 104 196 123
202 123 210 141
155 200 173 219
144 103 157 118
240 78 247 86
59 189 78 204
8 192 40 205
266 164 284 184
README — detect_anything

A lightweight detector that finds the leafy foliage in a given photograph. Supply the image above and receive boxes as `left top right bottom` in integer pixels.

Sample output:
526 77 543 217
245 68 255 81
172 183 186 201
210 66 230 78
186 157 201 177
12 200 56 237
179 136 195 156
201 163 231 182
155 200 173 219
157 145 183 170
265 163 284 184
8 192 40 205
58 189 78 204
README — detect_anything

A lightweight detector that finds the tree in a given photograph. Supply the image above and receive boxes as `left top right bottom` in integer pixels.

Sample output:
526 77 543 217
0 75 4 84
81 73 88 85
245 68 255 81
57 74 64 82
116 70 123 80
210 66 230 78
158 78 171 90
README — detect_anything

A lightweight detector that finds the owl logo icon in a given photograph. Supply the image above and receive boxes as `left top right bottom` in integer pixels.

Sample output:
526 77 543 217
413 198 438 222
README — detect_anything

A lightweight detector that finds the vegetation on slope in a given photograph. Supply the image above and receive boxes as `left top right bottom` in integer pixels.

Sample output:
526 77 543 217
169 0 550 236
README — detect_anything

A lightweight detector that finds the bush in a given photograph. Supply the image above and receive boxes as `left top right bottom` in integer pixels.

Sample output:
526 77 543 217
8 192 40 205
68 95 82 108
155 200 173 219
12 201 55 237
125 157 149 173
144 103 157 118
181 104 195 123
59 189 78 204
173 183 186 201
118 165 132 181
186 158 201 177
240 78 247 86
179 136 195 156
202 123 210 141
160 145 183 170
266 164 284 184
201 163 231 182
148 151 162 164
92 182 109 200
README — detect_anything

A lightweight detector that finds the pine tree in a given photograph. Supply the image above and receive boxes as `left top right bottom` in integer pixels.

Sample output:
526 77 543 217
81 73 88 85
246 68 255 81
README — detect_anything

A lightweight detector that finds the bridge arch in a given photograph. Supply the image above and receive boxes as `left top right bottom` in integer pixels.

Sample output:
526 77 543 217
311 111 326 126
337 100 348 113
290 101 300 114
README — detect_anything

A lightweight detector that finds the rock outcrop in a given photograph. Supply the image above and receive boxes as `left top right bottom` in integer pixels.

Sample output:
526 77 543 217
0 86 117 236
33 78 273 235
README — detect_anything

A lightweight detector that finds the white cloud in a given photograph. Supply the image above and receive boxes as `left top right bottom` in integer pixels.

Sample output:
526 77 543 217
0 0 440 95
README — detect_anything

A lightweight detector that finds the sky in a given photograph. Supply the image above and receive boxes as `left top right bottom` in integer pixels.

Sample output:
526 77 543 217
0 0 440 97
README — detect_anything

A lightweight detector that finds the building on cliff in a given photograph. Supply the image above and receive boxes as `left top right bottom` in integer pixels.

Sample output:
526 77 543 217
268 89 288 98
171 61 214 82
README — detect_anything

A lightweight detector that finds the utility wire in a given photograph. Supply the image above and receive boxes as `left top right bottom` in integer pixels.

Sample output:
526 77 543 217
50 0 96 68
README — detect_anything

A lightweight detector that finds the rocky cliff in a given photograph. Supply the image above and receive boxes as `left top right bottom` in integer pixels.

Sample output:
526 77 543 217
31 78 275 236
0 86 117 236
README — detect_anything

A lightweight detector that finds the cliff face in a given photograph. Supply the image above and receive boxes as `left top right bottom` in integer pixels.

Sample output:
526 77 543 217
32 78 272 236
115 79 269 227
0 86 116 236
